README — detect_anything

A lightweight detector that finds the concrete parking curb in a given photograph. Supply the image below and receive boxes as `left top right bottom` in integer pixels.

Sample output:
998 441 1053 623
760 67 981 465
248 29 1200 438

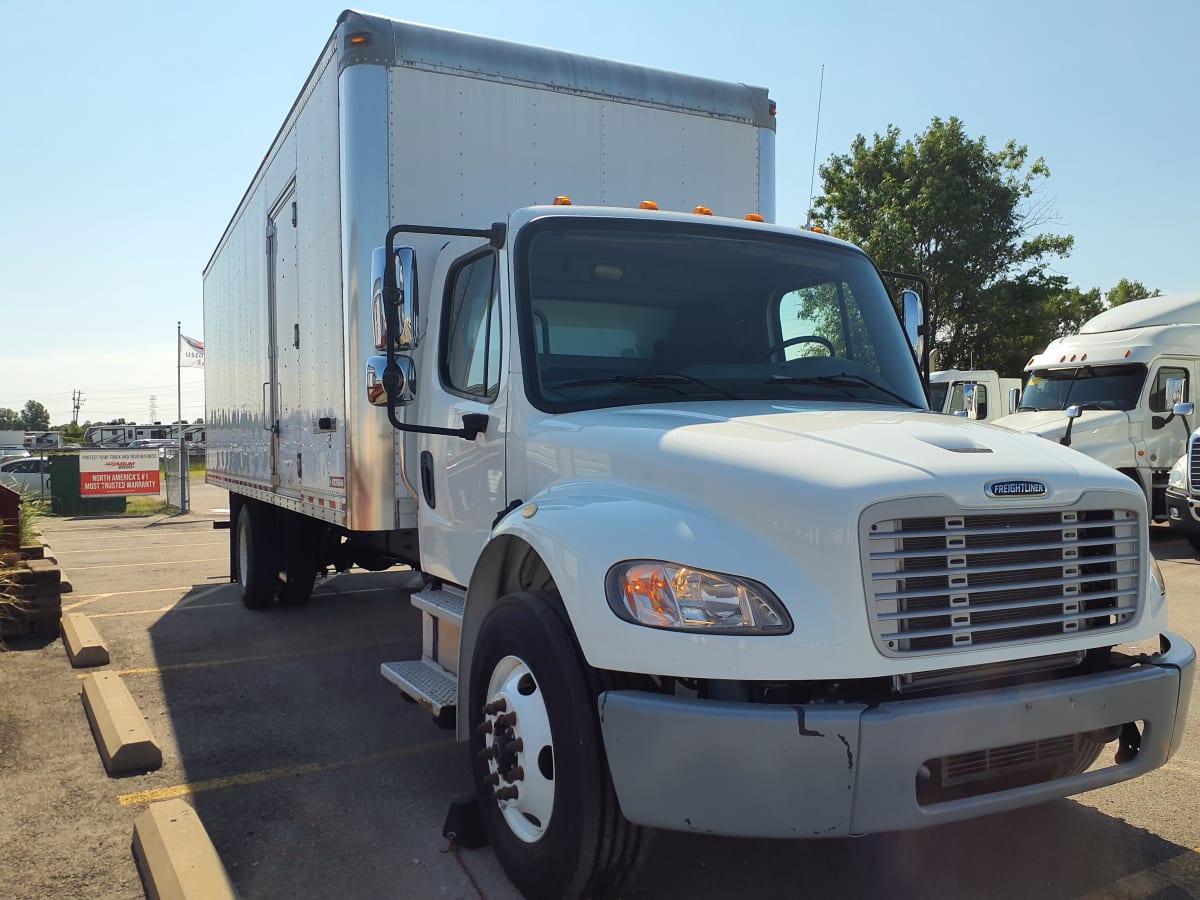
81 672 162 774
132 799 237 900
62 612 110 667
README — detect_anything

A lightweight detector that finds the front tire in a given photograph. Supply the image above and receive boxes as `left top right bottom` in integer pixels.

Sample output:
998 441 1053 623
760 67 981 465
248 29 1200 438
469 591 645 899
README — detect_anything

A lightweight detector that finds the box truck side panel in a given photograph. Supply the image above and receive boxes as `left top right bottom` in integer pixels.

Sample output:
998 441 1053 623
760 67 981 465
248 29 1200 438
293 52 346 500
204 185 272 487
387 66 766 226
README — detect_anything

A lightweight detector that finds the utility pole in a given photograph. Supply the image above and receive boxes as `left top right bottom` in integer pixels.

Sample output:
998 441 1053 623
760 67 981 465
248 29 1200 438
72 390 84 426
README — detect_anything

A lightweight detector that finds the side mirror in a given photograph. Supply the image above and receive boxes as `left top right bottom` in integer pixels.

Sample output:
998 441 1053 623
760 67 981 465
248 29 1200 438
372 245 420 352
1060 404 1082 447
901 289 924 361
366 354 415 407
1008 387 1021 415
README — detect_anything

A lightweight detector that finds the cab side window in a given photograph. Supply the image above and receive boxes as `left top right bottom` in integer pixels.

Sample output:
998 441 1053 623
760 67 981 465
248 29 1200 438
442 253 502 400
1149 367 1188 413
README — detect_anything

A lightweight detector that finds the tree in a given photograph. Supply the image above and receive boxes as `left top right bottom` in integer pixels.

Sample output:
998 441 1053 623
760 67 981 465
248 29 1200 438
1105 278 1161 307
21 400 50 431
0 408 21 430
813 116 1077 372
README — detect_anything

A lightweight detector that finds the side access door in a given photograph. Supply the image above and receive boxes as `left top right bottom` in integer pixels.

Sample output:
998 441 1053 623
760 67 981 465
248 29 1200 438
415 241 510 586
267 182 301 492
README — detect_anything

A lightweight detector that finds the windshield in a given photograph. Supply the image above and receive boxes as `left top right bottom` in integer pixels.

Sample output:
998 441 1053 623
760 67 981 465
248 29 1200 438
928 383 949 412
1019 364 1147 411
515 219 926 413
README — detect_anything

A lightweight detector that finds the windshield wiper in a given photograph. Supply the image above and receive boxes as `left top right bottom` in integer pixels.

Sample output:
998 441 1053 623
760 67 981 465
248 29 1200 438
553 372 739 399
766 373 923 409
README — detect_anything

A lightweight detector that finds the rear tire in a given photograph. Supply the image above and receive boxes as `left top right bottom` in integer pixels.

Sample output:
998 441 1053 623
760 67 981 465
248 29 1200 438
469 591 645 900
236 503 279 609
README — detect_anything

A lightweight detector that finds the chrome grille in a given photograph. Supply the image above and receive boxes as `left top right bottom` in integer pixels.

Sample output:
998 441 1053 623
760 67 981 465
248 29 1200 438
863 498 1141 657
1191 432 1200 490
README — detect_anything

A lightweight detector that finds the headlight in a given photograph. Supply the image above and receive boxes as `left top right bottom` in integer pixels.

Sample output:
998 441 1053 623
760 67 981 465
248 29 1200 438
606 561 792 634
1168 456 1188 492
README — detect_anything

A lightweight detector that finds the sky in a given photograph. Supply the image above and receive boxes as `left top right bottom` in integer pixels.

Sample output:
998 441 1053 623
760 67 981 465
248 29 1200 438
1 0 1196 426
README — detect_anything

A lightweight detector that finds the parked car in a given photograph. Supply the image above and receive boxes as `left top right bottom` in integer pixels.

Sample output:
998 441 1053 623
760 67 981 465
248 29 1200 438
126 439 178 458
0 448 30 465
0 456 51 498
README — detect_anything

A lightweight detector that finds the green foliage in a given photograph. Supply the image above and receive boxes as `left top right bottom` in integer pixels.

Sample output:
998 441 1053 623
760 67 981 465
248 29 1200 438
57 423 86 442
0 408 21 430
1105 278 1161 307
813 116 1078 372
21 401 50 431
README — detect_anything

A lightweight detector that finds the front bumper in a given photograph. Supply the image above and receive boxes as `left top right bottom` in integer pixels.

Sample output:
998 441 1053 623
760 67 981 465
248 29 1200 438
598 632 1195 838
1166 488 1200 539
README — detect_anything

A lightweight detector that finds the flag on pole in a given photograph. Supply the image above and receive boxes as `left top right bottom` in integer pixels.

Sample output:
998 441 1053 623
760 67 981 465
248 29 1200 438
179 333 205 368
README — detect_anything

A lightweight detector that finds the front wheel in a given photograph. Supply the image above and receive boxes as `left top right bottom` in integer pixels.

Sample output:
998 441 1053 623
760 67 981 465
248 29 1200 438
469 591 645 900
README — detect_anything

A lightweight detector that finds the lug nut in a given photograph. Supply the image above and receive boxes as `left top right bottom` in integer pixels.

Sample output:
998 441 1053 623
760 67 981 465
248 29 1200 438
507 737 523 753
484 698 507 715
482 772 500 787
477 720 492 735
476 744 499 762
494 786 519 802
494 712 517 729
502 766 525 783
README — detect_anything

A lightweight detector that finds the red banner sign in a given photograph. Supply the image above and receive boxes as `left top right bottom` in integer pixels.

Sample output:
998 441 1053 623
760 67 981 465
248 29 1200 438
80 450 161 496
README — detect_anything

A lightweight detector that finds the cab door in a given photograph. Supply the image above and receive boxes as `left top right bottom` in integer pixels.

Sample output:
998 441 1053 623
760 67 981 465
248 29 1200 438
416 242 509 585
1144 358 1194 487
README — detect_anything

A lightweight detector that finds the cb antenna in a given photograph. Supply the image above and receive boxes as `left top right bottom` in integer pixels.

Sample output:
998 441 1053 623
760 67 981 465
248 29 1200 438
805 64 825 229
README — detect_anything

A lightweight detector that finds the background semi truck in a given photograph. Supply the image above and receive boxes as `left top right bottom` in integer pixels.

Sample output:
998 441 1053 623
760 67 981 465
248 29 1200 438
929 368 1021 422
993 293 1200 519
204 12 1195 899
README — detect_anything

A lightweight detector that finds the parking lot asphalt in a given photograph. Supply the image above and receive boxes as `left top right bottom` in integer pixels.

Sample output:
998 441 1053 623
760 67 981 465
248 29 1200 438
2 480 1199 899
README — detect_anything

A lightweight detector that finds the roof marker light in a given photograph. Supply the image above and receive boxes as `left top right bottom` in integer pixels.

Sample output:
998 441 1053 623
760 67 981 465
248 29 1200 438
1125 350 1131 358
553 195 572 205
639 200 659 210
348 33 371 46
693 206 713 216
745 213 765 222
1080 354 1087 361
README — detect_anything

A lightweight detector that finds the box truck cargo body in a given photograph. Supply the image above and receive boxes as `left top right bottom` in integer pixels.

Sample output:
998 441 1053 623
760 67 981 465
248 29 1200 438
204 12 1193 899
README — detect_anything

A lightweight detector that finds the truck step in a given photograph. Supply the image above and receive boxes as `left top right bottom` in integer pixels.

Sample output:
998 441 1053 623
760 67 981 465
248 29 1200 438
381 659 457 714
411 588 465 626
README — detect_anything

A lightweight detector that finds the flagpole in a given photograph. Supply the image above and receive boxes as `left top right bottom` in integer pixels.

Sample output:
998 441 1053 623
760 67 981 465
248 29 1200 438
177 321 187 512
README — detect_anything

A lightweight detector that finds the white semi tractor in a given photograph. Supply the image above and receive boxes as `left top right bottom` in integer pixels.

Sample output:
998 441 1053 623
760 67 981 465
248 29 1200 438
930 369 1021 422
994 293 1200 520
203 12 1195 899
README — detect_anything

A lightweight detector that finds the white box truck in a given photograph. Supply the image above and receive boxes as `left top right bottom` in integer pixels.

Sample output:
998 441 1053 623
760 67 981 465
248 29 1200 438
204 12 1194 898
930 369 1021 422
993 293 1200 520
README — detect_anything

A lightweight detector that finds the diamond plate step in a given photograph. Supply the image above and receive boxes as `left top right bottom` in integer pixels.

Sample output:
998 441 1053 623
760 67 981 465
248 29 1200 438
411 588 465 626
381 659 457 713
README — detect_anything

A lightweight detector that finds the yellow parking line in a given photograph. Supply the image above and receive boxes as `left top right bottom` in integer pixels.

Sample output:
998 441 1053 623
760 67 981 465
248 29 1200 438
57 541 227 554
61 593 114 612
116 739 449 807
88 602 236 620
1078 846 1200 898
79 637 419 679
69 557 226 571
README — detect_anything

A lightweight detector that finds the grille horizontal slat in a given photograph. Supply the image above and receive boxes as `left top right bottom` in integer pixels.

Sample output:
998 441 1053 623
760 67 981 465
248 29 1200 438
872 569 1137 601
869 535 1138 562
874 590 1136 622
864 501 1141 656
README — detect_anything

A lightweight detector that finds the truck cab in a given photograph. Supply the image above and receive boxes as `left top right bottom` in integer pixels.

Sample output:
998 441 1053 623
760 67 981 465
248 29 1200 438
992 293 1200 519
929 368 1021 422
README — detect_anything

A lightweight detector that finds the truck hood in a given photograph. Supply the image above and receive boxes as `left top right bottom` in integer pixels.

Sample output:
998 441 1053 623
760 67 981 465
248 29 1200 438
523 402 1135 519
991 408 1132 446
